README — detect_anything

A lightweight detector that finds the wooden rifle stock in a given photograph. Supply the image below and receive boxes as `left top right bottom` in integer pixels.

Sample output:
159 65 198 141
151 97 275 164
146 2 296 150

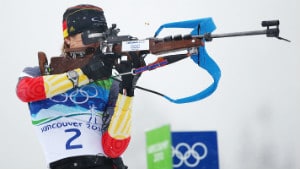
38 52 48 75
111 35 204 55
38 51 93 75
149 36 204 54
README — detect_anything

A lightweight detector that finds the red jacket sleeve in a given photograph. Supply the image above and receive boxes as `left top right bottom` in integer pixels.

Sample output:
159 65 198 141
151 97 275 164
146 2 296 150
16 76 47 102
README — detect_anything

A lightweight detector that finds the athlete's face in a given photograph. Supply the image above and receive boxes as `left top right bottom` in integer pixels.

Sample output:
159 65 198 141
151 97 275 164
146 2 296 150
64 33 87 48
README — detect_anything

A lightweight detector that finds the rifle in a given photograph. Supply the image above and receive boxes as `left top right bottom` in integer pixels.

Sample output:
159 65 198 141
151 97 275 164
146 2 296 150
38 20 289 75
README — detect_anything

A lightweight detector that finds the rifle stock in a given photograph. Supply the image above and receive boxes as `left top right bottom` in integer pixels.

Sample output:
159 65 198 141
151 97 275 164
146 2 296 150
106 35 204 55
149 36 204 54
49 54 93 74
38 52 49 75
38 51 94 75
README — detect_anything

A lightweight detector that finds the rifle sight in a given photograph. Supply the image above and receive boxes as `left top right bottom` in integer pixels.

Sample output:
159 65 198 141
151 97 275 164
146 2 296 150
261 20 279 27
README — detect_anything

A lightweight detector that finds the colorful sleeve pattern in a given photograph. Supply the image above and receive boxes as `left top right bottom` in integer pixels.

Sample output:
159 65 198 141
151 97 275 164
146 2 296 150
16 68 89 102
102 94 133 158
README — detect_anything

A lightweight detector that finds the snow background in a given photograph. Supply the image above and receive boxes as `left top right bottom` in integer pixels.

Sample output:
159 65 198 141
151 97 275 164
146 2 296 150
1 0 299 169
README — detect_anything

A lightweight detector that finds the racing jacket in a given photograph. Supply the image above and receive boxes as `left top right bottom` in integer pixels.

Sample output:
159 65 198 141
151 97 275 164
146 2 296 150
16 66 132 164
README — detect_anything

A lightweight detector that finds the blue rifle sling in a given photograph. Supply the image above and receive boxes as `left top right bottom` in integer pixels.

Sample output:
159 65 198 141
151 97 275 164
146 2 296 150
154 18 221 104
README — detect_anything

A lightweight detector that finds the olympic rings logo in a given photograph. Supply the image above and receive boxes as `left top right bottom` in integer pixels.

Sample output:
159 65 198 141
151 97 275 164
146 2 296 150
172 142 208 168
50 85 99 104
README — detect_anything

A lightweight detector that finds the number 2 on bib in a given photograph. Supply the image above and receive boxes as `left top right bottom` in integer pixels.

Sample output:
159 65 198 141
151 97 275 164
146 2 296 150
65 128 83 149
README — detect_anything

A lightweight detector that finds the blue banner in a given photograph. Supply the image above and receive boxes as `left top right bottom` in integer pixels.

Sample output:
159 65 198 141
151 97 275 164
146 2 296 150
171 131 219 169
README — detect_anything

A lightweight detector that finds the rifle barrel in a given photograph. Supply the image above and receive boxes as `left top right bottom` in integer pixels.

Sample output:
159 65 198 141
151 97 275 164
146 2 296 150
210 29 267 39
197 28 281 41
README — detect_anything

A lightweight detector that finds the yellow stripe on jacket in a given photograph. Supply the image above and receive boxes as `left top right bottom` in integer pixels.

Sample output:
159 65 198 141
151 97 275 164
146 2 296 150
43 68 89 98
108 94 133 139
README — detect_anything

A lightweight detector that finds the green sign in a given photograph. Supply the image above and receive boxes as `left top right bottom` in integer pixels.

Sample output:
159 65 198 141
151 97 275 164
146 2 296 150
145 124 172 169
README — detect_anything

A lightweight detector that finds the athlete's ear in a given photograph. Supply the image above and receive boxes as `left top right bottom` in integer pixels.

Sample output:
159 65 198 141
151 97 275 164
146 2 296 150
64 38 71 45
